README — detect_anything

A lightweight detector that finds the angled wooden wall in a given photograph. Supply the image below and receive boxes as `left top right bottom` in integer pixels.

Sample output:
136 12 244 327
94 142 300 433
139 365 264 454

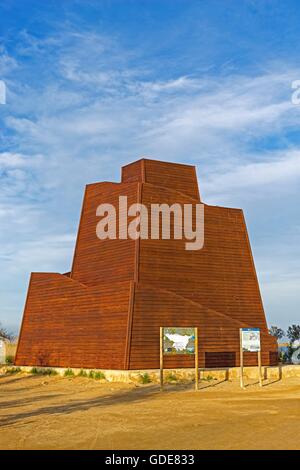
16 274 132 369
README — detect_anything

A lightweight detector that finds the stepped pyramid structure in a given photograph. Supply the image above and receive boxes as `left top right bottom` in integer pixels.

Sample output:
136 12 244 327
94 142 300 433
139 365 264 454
16 158 278 369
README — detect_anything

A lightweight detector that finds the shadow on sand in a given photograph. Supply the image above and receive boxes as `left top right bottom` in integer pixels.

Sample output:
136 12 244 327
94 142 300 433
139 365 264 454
0 382 195 428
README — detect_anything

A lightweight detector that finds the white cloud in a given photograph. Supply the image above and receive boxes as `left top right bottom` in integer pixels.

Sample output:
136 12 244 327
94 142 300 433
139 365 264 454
0 46 18 75
1 233 76 274
203 149 300 196
0 152 28 168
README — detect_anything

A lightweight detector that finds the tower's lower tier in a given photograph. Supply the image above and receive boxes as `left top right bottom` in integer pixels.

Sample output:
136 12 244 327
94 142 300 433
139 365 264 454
15 274 278 369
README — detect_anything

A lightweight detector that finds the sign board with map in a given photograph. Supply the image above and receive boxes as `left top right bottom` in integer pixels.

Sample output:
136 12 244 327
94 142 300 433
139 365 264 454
163 327 195 355
241 328 261 352
160 327 199 391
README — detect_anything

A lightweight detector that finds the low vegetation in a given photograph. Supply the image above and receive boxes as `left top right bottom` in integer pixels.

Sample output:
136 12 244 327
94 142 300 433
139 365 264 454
78 369 88 377
202 374 215 382
138 373 152 384
94 371 106 380
5 367 21 374
87 370 106 380
5 356 14 365
166 373 178 383
64 368 75 377
30 367 58 376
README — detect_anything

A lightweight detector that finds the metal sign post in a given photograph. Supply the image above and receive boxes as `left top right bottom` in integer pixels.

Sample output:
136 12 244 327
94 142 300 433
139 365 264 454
160 327 163 391
239 329 245 389
258 347 263 387
195 327 199 391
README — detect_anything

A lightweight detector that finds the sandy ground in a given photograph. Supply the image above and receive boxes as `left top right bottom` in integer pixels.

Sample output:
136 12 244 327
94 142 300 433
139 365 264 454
0 373 299 450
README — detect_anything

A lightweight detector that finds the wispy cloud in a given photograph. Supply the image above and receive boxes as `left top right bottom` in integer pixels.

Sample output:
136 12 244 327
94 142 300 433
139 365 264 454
203 149 300 196
0 46 18 75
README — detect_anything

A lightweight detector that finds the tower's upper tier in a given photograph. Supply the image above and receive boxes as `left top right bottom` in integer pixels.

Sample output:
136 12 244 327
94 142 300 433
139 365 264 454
122 158 201 201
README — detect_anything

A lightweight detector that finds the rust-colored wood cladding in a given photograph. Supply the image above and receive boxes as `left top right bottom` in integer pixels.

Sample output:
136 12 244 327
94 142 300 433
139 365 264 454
122 159 145 184
128 285 276 369
16 273 132 369
122 159 200 200
16 158 278 369
71 182 138 287
139 183 268 330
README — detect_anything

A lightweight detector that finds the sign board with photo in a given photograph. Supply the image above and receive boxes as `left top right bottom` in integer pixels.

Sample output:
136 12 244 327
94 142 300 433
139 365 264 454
239 328 262 389
241 328 261 352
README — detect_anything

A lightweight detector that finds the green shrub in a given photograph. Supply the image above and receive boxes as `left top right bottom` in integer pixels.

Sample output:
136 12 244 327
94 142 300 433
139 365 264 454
5 355 14 365
138 373 152 384
202 374 215 382
44 368 58 376
94 371 106 380
64 368 75 377
166 373 177 383
5 367 21 374
78 369 88 377
30 367 58 376
85 370 105 380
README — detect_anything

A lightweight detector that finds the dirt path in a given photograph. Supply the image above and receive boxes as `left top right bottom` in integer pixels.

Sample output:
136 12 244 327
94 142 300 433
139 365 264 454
0 373 299 450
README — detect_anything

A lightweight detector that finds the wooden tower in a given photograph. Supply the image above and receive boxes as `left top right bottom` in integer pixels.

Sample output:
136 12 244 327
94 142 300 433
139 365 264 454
15 159 278 369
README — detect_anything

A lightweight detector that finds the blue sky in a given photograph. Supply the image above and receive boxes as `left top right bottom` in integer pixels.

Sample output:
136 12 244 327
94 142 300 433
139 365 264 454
0 0 300 333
